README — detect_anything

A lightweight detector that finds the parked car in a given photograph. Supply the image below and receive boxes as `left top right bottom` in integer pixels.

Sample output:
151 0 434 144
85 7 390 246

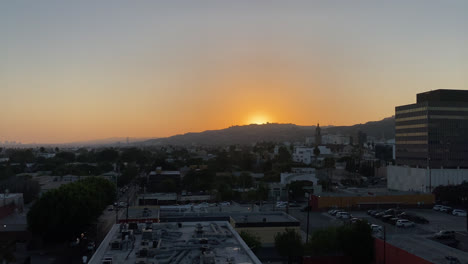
328 209 337 215
440 206 453 214
108 205 114 211
350 217 362 224
219 201 231 206
301 206 311 212
434 230 455 239
385 208 402 216
369 210 380 217
367 210 377 215
433 204 443 211
389 218 399 225
336 212 350 219
398 212 429 224
370 224 383 233
452 209 467 217
330 210 341 216
396 219 415 228
374 212 385 218
381 215 394 222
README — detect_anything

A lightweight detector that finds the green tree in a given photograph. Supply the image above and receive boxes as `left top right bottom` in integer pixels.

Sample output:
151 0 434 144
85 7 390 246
274 228 303 264
277 146 292 163
96 148 119 163
118 165 138 187
240 231 262 253
160 178 177 192
304 221 374 264
313 146 320 166
238 172 253 189
55 151 76 163
27 177 116 242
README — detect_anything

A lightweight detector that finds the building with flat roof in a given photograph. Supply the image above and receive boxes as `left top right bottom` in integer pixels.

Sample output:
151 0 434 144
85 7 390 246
395 89 468 169
88 221 262 264
392 89 468 192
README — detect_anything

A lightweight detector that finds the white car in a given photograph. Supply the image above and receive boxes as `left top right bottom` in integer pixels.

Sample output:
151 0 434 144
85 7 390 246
452 209 467 217
198 202 209 208
440 206 452 213
370 224 383 233
336 212 350 219
396 219 415 228
219 201 231 206
433 205 443 211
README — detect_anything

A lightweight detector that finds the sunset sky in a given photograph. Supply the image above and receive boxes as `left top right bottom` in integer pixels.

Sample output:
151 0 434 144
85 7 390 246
2 1 468 144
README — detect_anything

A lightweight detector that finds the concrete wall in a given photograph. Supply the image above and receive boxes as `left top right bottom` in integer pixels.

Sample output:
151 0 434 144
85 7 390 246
387 165 468 192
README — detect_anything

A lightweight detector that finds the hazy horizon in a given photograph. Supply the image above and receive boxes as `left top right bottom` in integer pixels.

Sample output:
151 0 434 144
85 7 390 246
1 116 393 145
2 1 467 144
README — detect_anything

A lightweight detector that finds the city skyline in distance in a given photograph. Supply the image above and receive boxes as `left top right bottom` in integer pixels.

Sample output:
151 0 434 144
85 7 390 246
2 1 467 144
1 116 395 146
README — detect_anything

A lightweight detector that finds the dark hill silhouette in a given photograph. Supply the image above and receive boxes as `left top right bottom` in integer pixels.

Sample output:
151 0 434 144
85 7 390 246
141 117 395 146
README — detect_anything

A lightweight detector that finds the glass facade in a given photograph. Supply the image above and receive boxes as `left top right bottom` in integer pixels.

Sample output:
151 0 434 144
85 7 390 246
395 90 468 169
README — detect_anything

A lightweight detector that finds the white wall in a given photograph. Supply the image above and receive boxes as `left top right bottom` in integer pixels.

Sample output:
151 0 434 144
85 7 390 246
387 165 468 192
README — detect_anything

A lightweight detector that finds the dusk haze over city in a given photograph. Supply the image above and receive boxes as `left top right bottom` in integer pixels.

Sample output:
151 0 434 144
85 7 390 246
2 1 468 264
3 1 468 144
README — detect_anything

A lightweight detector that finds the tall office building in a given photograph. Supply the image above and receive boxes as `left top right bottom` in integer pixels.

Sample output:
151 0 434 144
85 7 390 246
395 89 468 169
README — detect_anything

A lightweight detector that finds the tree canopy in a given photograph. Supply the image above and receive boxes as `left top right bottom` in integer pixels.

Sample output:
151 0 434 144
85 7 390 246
27 177 116 242
274 228 303 264
305 221 374 264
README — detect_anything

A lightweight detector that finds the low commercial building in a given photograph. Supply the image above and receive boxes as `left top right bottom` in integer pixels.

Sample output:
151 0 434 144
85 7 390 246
88 221 262 264
230 213 301 245
292 146 332 165
387 165 468 192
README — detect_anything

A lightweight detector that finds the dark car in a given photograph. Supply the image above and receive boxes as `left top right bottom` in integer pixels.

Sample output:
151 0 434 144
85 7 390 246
374 212 385 218
434 230 455 239
399 212 429 224
367 210 377 215
369 210 380 216
381 215 393 222
389 218 399 225
385 208 403 216
300 206 311 212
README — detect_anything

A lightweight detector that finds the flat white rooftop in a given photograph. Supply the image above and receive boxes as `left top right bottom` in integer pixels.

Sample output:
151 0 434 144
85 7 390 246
88 221 261 264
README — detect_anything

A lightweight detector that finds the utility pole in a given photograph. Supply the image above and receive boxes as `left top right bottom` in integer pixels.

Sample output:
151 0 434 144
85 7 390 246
383 225 386 264
306 193 310 244
126 195 129 222
115 206 119 224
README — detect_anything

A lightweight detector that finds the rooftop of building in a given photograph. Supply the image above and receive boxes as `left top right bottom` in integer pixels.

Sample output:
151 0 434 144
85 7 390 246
317 187 430 197
231 212 299 225
0 193 23 199
88 221 262 264
386 231 468 263
417 89 468 103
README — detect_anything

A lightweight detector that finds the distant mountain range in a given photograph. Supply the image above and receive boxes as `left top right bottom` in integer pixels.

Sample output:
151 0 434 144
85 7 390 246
141 117 395 146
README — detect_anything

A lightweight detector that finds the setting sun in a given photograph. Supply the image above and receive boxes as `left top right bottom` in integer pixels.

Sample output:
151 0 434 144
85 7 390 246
247 114 271 125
